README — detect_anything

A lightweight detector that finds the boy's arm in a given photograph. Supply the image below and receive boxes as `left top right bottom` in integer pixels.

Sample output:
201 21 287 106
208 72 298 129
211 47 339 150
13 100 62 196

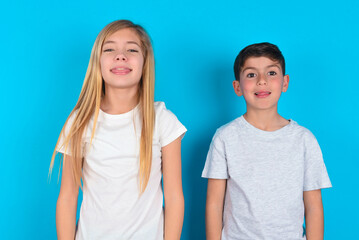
206 178 226 240
162 137 185 240
56 155 79 240
303 189 324 240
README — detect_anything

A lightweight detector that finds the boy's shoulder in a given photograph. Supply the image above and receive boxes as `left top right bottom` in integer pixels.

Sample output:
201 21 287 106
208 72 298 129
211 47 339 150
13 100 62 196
213 116 246 139
280 120 322 149
288 120 318 140
217 116 242 130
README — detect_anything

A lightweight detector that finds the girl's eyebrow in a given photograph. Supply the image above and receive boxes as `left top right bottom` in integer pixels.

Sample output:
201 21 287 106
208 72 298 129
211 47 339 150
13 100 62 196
126 41 141 47
103 40 141 47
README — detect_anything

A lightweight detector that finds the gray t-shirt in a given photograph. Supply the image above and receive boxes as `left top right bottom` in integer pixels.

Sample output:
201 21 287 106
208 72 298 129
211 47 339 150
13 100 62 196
202 116 331 240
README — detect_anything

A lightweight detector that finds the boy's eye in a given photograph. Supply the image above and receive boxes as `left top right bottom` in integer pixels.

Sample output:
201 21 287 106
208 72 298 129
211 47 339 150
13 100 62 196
268 71 277 76
247 73 256 78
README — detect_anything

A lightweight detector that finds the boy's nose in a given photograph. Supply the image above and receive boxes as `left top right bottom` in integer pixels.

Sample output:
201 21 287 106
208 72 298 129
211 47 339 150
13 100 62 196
257 74 267 85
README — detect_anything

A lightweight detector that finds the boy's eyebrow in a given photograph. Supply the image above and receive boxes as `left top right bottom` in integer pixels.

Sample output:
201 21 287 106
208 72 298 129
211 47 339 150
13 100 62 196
241 67 257 72
242 64 281 72
103 40 141 47
266 64 281 69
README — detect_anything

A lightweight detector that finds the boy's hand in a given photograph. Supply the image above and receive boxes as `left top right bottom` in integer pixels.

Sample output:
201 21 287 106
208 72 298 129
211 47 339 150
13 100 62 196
206 179 227 240
304 189 324 240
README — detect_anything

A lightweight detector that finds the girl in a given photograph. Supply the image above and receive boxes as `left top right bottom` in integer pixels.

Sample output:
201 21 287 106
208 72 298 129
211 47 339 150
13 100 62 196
50 20 186 240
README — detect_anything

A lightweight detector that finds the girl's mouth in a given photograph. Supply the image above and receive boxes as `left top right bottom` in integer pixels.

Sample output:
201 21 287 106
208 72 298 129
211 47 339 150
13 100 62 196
110 67 132 75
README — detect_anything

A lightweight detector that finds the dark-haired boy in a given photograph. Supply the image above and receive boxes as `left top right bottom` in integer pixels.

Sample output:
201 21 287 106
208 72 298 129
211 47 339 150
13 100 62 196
202 43 331 239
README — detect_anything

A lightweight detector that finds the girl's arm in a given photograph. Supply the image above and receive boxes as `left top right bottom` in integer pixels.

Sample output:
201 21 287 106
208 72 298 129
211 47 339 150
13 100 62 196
206 179 226 240
56 155 79 240
303 189 324 240
162 137 185 240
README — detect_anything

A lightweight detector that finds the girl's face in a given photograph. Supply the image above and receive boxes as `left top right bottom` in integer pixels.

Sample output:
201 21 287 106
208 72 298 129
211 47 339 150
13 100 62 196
100 28 144 93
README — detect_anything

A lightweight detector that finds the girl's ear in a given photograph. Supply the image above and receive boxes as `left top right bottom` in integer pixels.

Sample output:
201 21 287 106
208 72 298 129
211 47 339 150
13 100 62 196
282 75 289 92
233 80 243 97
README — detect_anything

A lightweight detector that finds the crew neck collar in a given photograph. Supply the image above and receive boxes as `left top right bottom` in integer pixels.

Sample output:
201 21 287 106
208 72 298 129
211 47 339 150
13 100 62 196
239 115 293 137
99 104 140 121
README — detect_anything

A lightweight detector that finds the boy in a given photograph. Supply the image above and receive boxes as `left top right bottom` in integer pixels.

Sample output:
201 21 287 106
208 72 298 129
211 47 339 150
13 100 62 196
202 43 331 240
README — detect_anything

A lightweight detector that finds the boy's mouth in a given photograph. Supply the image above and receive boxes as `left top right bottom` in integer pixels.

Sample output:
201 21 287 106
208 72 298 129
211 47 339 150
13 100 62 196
254 91 271 98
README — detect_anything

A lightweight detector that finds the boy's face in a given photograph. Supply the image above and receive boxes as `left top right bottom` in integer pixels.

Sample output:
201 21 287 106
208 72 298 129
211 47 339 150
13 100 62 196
233 57 289 113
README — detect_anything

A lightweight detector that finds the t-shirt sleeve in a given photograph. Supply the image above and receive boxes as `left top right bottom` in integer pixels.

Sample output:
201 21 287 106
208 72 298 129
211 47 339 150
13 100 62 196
157 102 187 147
303 131 332 191
56 112 77 155
202 130 228 179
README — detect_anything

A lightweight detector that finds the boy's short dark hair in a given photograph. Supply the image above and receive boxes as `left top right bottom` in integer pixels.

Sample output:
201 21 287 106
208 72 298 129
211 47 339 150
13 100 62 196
234 42 285 81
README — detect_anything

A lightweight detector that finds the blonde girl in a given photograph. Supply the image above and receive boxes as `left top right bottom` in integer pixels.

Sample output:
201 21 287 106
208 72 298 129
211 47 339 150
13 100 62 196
50 20 186 240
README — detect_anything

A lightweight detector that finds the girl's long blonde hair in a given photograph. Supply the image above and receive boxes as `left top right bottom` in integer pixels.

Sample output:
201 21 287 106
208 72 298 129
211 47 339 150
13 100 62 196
49 20 155 193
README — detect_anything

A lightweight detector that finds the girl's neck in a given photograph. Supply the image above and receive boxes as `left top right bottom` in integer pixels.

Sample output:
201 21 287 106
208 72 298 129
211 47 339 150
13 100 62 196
243 109 289 132
100 87 139 115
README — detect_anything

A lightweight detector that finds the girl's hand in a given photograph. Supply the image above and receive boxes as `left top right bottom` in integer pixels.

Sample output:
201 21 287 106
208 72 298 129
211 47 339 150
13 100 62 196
56 155 79 240
162 137 184 240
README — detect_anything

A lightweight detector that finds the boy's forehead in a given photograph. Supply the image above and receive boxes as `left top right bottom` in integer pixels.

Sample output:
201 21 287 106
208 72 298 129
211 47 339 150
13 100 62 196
242 56 281 71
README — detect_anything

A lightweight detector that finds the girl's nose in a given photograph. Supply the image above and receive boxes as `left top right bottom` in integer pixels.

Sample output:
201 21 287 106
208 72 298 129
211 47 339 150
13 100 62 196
115 52 127 61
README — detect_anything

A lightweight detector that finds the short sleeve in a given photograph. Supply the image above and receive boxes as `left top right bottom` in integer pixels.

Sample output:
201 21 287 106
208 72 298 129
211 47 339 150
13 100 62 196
201 130 229 179
303 131 332 191
156 102 187 147
56 112 77 155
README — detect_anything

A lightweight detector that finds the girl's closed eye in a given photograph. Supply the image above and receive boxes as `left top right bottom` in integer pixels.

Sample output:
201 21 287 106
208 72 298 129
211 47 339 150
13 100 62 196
103 48 114 53
128 49 139 53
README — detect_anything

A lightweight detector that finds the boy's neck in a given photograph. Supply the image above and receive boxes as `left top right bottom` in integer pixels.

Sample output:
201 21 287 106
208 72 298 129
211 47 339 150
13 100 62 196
243 110 289 132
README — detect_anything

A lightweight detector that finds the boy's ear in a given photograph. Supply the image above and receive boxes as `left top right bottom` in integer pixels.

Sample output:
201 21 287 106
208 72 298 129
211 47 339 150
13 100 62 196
282 75 289 92
233 80 242 97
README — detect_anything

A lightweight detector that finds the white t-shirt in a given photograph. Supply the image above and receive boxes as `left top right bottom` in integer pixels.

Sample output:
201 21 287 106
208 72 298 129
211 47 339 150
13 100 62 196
202 116 331 240
57 102 187 240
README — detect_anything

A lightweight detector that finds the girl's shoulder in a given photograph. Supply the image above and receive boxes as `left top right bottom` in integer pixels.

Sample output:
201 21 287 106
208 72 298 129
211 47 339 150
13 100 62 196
153 101 187 146
62 109 79 131
154 101 166 111
154 101 179 122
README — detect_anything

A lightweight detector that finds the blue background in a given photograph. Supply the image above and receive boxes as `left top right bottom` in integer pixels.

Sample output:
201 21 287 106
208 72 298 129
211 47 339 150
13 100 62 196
1 0 358 239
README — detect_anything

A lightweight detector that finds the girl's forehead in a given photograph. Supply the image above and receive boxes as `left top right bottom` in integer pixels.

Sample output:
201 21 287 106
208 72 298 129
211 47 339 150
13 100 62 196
104 28 141 44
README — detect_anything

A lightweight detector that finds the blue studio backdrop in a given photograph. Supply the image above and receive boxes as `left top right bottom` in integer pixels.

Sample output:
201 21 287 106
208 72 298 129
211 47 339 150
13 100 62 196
1 0 358 239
